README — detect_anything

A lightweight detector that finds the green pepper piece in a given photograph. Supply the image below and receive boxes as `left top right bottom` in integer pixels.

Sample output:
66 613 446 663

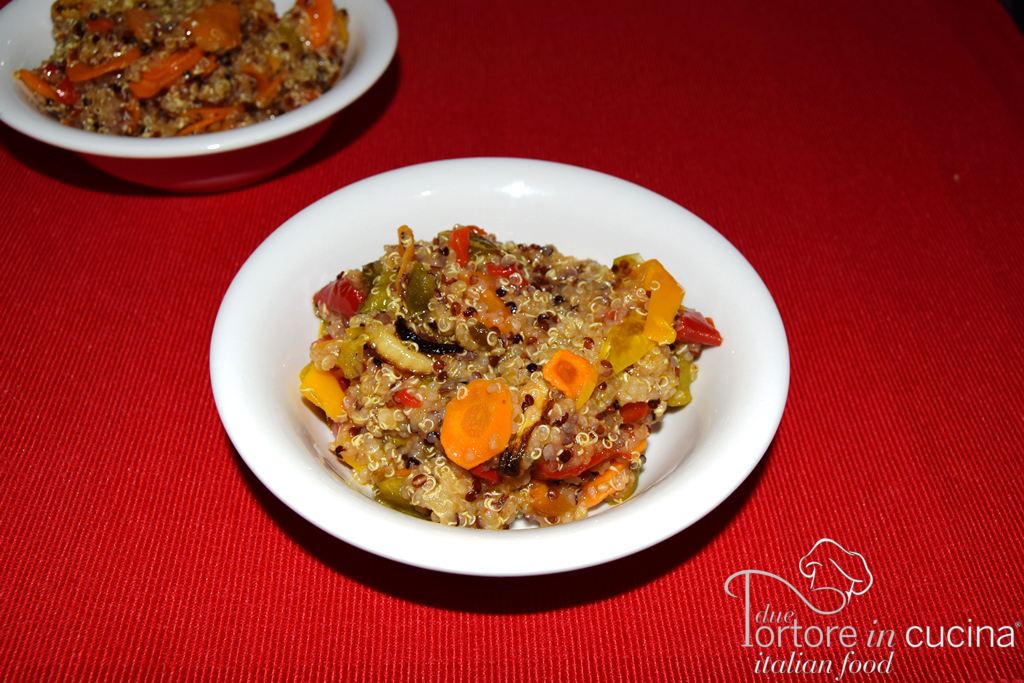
373 476 428 518
334 327 367 380
612 253 644 278
608 469 640 505
668 355 693 407
359 269 395 315
404 262 437 313
468 233 503 256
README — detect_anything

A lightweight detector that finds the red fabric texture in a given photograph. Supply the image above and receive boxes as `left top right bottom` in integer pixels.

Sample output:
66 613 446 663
2 0 1023 680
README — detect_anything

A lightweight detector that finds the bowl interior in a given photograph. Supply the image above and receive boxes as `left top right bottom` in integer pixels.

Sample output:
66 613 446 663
210 158 789 576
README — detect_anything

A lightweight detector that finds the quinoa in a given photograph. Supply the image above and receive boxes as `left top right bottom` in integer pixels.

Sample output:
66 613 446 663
14 0 348 136
300 225 723 528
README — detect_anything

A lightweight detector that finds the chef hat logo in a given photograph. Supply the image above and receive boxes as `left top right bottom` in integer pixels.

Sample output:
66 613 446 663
798 538 873 609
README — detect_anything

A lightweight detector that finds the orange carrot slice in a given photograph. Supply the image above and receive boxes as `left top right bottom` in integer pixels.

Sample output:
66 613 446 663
185 2 242 52
124 8 156 41
440 379 514 469
15 69 60 101
66 47 142 83
129 47 204 98
85 16 114 33
298 0 335 50
175 105 241 135
542 349 598 405
583 461 630 508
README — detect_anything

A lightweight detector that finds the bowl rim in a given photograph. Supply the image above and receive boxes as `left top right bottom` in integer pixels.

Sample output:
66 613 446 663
209 157 791 576
0 0 398 158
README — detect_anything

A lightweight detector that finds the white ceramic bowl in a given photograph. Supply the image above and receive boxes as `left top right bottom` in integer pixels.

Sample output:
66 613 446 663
210 158 790 576
0 0 397 192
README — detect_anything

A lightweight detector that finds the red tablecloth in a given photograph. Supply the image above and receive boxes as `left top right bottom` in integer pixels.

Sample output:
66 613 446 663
3 0 1023 680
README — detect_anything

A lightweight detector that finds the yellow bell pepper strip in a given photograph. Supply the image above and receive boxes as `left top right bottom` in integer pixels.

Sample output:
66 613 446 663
637 259 683 345
129 47 204 98
66 46 142 83
599 311 655 375
542 349 598 407
299 362 346 420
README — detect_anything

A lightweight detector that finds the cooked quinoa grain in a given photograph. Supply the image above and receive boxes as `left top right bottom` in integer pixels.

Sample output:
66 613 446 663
15 0 348 136
299 225 723 528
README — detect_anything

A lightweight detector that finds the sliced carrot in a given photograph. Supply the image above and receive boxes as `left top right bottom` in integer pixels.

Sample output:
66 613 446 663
125 97 141 134
86 16 115 33
455 272 513 334
298 0 335 50
440 378 514 470
186 2 242 52
15 69 60 102
253 72 284 108
124 8 156 40
175 105 241 136
542 349 598 405
66 46 142 83
241 64 270 90
129 47 204 98
583 461 630 508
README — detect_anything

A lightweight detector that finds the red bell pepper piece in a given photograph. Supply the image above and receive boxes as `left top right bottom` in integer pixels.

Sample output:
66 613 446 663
313 277 365 318
54 78 80 105
392 388 423 408
673 308 722 346
537 448 622 480
484 262 526 287
449 226 470 268
619 401 650 423
470 464 501 483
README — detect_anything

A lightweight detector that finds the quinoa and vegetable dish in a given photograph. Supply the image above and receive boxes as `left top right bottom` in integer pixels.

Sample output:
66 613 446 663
300 225 723 529
14 0 348 136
